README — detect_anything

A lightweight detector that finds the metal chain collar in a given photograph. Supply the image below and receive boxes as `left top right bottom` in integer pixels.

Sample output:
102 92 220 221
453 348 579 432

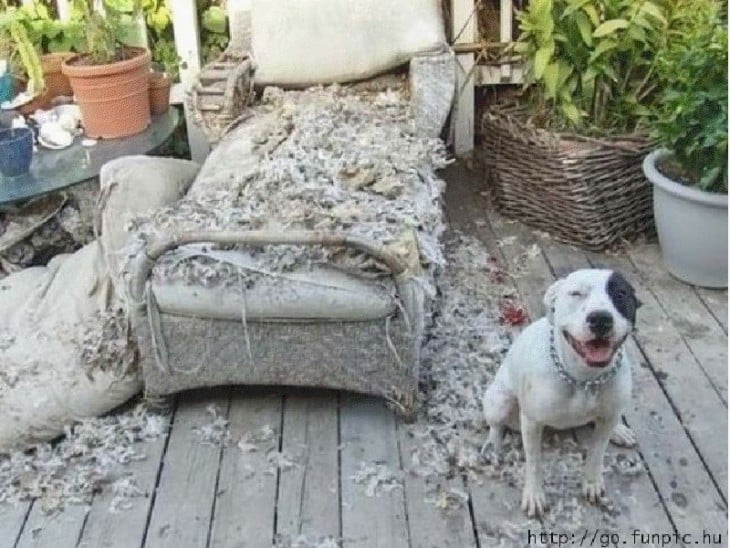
548 306 622 393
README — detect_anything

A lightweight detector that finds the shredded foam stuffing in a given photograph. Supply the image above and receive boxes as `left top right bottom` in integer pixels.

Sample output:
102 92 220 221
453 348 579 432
129 85 449 293
350 463 404 497
0 402 168 512
274 535 341 548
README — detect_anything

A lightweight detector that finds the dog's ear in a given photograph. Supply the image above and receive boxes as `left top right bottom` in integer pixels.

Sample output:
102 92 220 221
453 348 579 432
543 279 563 322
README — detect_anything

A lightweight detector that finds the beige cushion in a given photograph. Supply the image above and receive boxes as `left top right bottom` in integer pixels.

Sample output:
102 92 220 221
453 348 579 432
152 248 396 322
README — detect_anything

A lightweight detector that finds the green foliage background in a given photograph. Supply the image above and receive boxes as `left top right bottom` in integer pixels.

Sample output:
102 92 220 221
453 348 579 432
652 0 727 192
515 0 669 134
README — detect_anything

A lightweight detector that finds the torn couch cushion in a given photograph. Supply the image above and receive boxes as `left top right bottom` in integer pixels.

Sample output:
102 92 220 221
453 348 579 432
151 247 397 321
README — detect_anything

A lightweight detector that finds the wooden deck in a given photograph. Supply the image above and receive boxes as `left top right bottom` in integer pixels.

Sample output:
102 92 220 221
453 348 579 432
1 163 727 548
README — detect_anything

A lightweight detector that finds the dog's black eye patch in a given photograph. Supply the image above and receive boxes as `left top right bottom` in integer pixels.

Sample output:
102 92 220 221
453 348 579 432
607 271 639 323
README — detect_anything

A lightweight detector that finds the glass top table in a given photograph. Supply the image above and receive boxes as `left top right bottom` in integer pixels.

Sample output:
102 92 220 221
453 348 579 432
0 109 179 206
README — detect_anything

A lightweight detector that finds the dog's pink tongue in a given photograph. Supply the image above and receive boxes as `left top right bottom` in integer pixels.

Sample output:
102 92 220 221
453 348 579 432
583 341 613 364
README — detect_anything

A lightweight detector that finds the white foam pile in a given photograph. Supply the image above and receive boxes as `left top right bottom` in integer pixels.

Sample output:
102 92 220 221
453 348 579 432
131 85 449 290
350 462 404 497
404 231 523 485
0 402 168 513
273 535 340 548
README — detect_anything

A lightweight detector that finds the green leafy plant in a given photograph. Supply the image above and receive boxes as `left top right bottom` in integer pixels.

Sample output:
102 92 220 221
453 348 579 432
515 0 669 133
11 2 86 54
71 0 143 65
200 3 228 62
0 12 45 94
651 0 727 192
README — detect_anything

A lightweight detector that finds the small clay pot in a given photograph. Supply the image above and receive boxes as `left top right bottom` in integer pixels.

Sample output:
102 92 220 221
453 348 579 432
148 72 171 115
18 52 76 115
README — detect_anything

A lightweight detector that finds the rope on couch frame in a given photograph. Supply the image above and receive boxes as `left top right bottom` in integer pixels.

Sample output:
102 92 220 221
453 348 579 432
237 273 254 366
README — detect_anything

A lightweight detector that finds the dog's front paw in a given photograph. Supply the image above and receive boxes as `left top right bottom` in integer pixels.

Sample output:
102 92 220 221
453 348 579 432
480 425 504 456
609 423 636 447
521 485 546 517
583 476 606 503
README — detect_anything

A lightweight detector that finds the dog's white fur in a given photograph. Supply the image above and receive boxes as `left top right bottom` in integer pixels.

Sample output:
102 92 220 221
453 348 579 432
482 269 637 517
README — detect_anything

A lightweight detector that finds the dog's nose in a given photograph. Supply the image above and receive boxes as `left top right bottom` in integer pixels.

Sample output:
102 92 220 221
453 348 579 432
587 310 614 336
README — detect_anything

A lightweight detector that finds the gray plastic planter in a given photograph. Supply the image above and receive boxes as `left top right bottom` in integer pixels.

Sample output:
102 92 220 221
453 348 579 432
643 149 728 288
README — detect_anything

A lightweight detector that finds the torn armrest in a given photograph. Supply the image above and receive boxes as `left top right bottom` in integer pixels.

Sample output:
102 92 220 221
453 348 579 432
188 53 255 145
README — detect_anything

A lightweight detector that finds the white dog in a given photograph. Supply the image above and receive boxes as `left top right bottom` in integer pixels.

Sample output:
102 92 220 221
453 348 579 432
482 269 640 517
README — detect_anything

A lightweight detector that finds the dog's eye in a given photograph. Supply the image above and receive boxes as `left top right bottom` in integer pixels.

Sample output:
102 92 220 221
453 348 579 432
568 290 585 298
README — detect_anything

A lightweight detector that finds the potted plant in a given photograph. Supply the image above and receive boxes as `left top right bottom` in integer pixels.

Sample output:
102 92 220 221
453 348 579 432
482 0 669 250
61 0 151 138
642 0 727 288
9 2 85 112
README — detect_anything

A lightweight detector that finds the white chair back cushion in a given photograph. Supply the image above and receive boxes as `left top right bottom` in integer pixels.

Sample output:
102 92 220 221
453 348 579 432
251 0 446 86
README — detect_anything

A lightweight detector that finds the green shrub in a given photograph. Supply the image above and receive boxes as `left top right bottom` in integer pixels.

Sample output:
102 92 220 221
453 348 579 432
0 11 45 93
515 0 669 134
651 0 727 192
7 2 85 54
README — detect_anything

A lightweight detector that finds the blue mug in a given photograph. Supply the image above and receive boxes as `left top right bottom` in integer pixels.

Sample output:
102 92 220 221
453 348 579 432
0 127 33 177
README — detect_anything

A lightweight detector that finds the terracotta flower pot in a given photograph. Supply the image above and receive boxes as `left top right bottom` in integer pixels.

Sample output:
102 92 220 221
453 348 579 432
148 72 171 115
61 47 151 139
17 52 76 115
42 52 76 97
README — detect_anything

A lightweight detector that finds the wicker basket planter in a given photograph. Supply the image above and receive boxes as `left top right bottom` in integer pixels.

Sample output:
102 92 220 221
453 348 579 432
482 105 654 250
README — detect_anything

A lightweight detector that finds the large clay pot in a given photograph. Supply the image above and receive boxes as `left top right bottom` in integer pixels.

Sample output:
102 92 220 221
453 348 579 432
61 47 151 139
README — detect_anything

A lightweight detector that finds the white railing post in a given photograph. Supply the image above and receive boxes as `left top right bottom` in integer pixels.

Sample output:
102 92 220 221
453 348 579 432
451 0 476 158
500 0 513 80
55 0 72 22
170 0 210 163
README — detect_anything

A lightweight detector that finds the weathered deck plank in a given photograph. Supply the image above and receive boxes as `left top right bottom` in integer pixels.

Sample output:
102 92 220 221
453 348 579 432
209 390 282 548
0 503 30 548
275 392 340 543
340 395 409 548
15 503 87 548
694 287 728 334
144 389 229 548
397 426 478 548
628 244 728 404
588 252 728 533
76 410 173 548
591 251 728 499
